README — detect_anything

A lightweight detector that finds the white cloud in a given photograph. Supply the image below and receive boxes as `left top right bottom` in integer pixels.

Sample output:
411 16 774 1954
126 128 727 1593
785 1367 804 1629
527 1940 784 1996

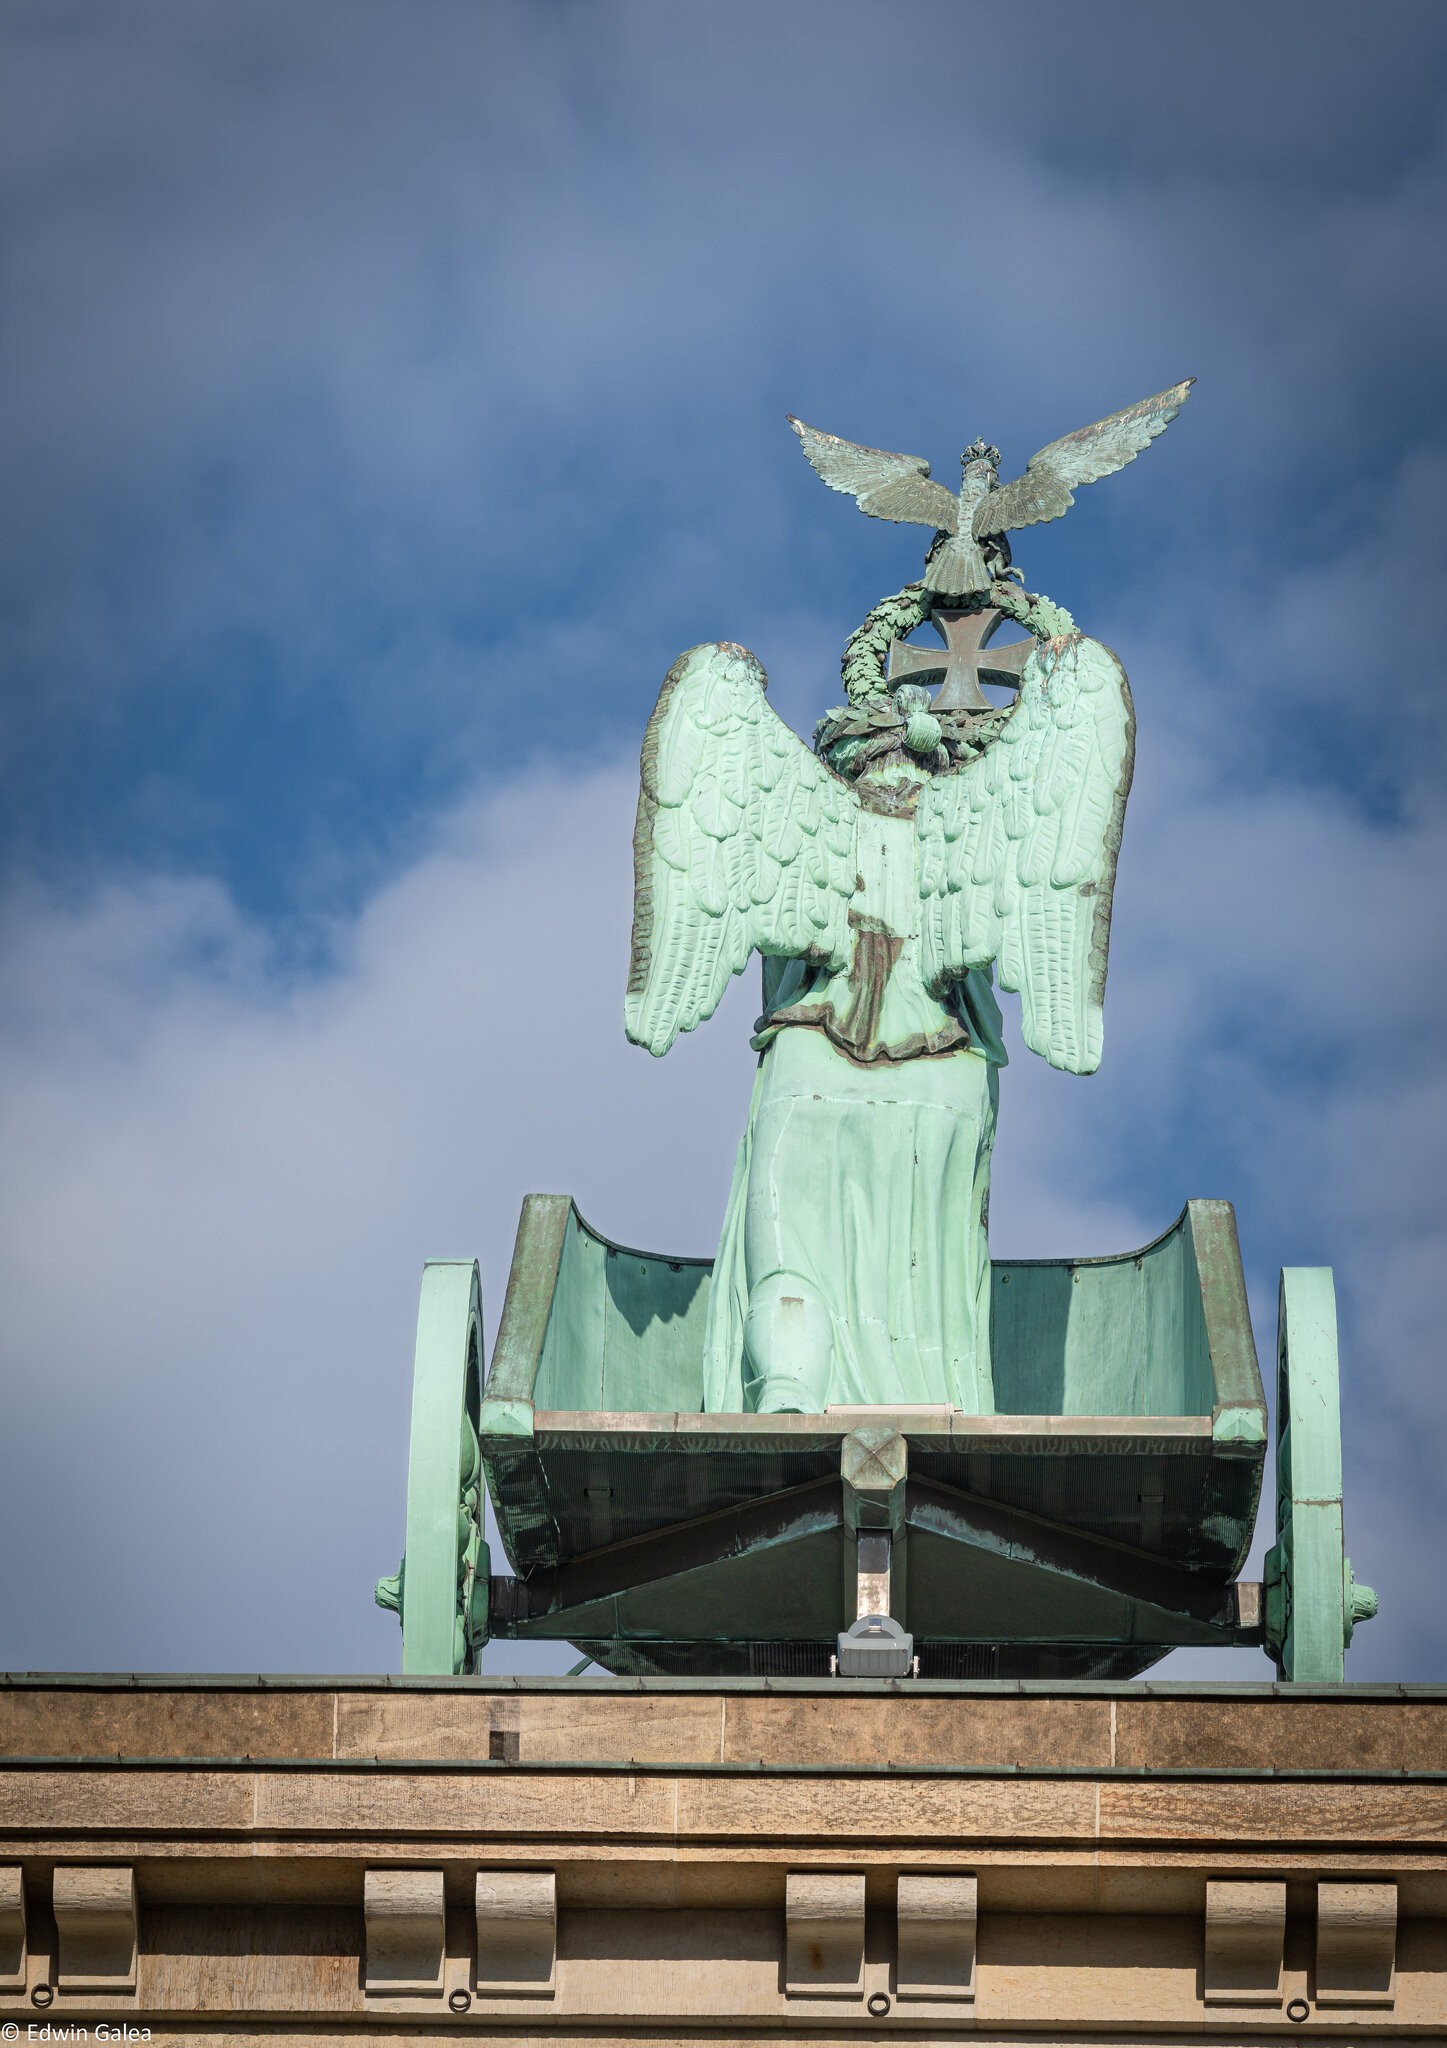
0 761 760 1671
5 0 1444 753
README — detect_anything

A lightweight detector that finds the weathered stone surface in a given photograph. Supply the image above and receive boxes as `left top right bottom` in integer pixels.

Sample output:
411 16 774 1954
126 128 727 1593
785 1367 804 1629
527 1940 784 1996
9 1680 1445 1773
0 1766 255 1831
0 1685 334 1761
53 1866 138 1990
896 1872 976 1999
475 1870 556 1991
718 1692 1115 1769
1113 1695 1447 1772
1202 1879 1284 2005
1098 1777 1447 1846
254 1767 677 1839
336 1688 724 1764
0 1682 1443 2036
1316 1879 1398 2006
362 1871 445 1996
0 1865 25 1989
784 1873 864 1995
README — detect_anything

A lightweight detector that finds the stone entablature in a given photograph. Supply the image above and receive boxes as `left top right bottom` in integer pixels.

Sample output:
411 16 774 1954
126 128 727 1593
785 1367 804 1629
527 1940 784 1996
0 1676 1443 2040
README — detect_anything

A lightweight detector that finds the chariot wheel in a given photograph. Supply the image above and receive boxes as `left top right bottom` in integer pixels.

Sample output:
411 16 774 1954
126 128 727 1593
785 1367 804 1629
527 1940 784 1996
1263 1267 1376 1682
374 1259 489 1674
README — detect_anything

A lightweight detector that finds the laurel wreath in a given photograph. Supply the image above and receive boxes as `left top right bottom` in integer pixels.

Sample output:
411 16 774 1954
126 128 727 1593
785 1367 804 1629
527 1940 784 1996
838 579 1076 706
814 579 1078 781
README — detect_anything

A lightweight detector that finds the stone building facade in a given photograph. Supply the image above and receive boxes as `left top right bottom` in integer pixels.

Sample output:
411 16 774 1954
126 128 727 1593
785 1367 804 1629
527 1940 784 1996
1 1675 1443 2041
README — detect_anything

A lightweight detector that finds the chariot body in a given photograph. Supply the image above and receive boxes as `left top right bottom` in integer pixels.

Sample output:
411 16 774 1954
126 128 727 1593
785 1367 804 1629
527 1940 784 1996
378 1171 1373 1685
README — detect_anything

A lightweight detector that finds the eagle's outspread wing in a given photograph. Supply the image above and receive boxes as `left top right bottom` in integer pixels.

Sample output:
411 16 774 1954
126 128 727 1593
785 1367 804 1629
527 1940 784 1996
626 642 859 1056
915 635 1134 1074
788 415 960 531
973 379 1194 538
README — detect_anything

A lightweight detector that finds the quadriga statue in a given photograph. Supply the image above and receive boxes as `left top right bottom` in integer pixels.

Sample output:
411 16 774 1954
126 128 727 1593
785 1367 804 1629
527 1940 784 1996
625 384 1193 1416
382 376 1375 1685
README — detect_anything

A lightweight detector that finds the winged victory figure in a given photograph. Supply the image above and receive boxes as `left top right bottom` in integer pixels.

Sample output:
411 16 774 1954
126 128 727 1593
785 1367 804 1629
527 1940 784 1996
788 379 1193 595
626 554 1135 1418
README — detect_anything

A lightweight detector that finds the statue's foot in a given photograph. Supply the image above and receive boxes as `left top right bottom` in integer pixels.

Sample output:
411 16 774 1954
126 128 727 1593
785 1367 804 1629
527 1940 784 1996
751 1375 815 1416
743 1274 833 1415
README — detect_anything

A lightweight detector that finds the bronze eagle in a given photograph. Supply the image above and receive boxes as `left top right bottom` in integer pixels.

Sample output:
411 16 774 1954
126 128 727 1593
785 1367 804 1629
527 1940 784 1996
788 379 1194 596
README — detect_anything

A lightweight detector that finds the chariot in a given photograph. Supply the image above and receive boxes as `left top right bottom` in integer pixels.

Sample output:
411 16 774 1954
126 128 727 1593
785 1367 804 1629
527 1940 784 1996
376 1194 1375 1684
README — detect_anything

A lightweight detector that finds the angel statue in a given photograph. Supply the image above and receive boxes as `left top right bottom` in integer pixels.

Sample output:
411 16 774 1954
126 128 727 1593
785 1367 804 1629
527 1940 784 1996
624 393 1178 1418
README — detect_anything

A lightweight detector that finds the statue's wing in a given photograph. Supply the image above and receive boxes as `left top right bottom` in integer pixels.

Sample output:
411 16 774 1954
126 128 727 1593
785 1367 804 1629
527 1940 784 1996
973 378 1194 537
915 635 1134 1074
626 642 858 1057
788 415 959 530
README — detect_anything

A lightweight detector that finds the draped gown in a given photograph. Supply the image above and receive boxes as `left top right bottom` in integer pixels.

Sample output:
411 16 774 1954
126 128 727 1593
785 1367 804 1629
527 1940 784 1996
699 805 1006 1416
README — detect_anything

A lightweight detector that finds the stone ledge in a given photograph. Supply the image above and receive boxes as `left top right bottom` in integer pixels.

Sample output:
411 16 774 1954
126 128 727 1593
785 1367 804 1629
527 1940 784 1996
0 1683 1441 2037
4 1678 1445 1773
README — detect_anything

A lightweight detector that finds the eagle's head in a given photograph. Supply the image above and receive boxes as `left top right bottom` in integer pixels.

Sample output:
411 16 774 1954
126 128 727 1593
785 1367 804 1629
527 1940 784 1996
960 438 1001 481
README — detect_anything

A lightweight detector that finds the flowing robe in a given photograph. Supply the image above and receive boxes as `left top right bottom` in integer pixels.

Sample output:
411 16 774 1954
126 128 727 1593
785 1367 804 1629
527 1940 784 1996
700 807 1005 1415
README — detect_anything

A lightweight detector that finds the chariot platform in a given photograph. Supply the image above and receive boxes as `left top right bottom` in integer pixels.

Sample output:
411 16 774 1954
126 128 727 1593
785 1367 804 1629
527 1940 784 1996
381 1196 1372 1686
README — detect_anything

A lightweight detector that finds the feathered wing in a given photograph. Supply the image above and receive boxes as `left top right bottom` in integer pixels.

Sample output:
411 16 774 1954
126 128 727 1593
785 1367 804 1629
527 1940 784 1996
974 378 1194 537
788 415 959 530
626 642 859 1056
915 636 1134 1074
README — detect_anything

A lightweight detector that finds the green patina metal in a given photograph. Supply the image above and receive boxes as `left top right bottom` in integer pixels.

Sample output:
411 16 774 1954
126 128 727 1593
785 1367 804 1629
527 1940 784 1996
789 381 1192 598
374 1260 489 1675
1263 1268 1377 1683
622 621 1133 1420
462 1195 1267 1676
377 390 1379 1684
836 578 1075 711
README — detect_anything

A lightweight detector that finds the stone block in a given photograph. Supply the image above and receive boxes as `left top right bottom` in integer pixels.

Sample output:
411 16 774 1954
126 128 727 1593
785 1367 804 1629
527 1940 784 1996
0 1865 24 1988
475 1870 556 1993
53 1865 137 1990
896 1872 976 2000
784 1872 864 1996
1203 1878 1284 2005
1316 1880 1396 2007
362 1869 445 1996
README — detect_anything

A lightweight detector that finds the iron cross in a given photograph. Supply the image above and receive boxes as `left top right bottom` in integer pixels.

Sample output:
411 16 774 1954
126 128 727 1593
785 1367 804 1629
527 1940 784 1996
886 606 1033 713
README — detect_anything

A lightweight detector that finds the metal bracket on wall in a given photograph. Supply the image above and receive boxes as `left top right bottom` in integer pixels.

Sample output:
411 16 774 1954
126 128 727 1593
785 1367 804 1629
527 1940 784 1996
835 1427 916 1675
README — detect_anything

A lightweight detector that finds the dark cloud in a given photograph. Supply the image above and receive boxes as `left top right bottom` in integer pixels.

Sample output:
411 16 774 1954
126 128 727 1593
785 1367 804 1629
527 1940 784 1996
3 0 1444 901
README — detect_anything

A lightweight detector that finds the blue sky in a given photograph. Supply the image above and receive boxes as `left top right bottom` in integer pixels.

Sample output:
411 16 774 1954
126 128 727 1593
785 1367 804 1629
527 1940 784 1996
1 0 1444 1680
